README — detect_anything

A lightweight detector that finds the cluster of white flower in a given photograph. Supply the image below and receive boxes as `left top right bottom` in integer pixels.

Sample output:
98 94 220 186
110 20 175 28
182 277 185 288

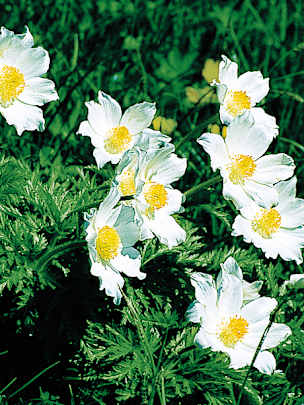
78 92 187 304
198 55 304 264
186 56 304 374
0 28 298 376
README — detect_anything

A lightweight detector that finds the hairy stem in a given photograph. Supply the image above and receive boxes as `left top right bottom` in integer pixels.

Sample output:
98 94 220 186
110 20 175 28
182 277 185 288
184 174 222 198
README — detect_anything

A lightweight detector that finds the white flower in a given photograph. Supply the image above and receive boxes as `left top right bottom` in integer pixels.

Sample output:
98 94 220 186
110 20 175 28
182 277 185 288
77 91 156 168
197 115 295 209
115 145 187 248
232 177 304 264
0 26 58 135
213 55 278 141
84 187 146 305
186 257 291 374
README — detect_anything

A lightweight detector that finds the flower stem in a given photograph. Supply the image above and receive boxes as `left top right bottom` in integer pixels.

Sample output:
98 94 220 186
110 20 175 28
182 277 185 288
175 113 218 151
35 240 86 273
184 174 221 198
8 361 60 399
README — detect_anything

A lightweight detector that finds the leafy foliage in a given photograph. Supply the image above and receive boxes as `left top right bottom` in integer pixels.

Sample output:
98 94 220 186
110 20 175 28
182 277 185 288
0 0 304 404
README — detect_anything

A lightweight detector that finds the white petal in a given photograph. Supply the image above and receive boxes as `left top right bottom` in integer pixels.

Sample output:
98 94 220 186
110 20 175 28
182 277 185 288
274 228 304 264
197 133 228 171
136 128 172 150
95 187 121 226
158 188 183 216
222 179 254 210
97 91 122 128
186 300 205 323
225 116 271 160
16 47 50 78
236 72 269 104
241 297 277 324
18 77 58 106
120 102 156 134
219 257 242 280
77 120 97 138
0 26 33 50
250 108 279 141
115 205 140 247
0 100 44 135
218 55 238 85
17 26 34 48
194 327 213 349
150 153 187 185
111 250 145 280
138 220 154 241
262 323 291 350
232 214 254 242
254 154 295 184
275 176 297 206
229 347 253 369
93 147 113 168
254 351 276 374
91 262 124 305
280 198 304 228
243 180 278 209
85 99 119 144
217 271 243 316
242 280 263 302
190 272 217 308
215 84 228 105
219 104 234 125
146 213 186 248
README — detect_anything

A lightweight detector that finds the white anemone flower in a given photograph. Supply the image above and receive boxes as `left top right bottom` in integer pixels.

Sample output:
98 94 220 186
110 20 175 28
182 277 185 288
232 177 304 264
213 55 278 141
115 145 187 248
84 187 146 305
0 26 58 135
197 115 295 209
77 91 156 168
186 257 291 374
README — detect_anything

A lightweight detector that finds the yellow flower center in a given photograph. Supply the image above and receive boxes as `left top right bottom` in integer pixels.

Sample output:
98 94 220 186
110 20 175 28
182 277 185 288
0 65 25 106
228 154 256 185
225 90 251 117
251 208 281 238
119 169 136 196
218 316 249 348
144 183 168 210
104 126 132 154
96 225 121 261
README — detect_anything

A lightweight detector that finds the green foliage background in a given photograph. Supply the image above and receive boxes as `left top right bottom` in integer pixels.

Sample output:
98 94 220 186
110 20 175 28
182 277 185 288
0 0 303 403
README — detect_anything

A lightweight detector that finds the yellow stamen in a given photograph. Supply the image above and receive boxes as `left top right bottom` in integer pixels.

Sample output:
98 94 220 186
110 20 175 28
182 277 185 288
225 90 251 117
144 183 167 210
104 126 132 154
119 169 136 196
251 208 281 238
228 154 256 185
0 65 25 106
222 126 227 139
218 316 248 348
96 225 121 261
